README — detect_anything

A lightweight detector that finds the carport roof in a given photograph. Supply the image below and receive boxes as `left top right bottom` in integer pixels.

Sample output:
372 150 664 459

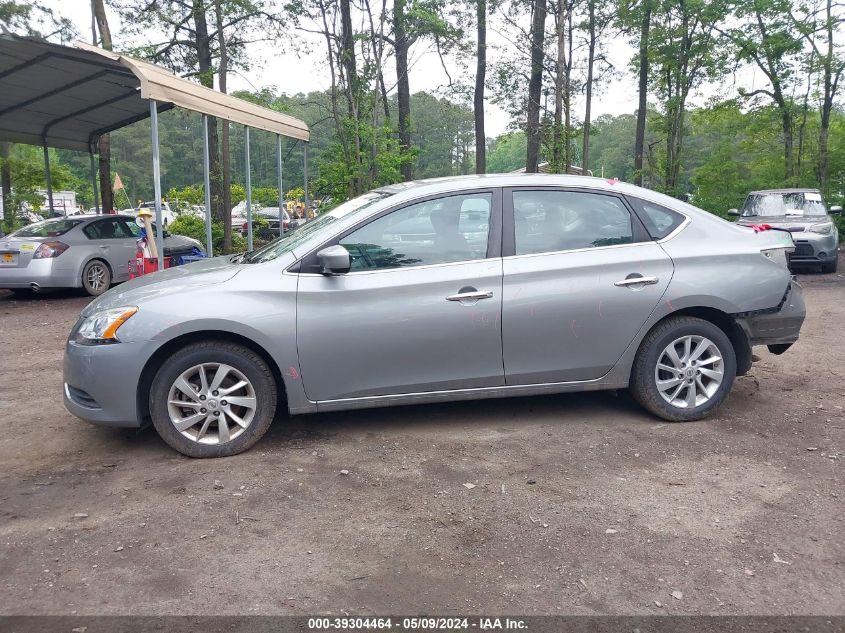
0 34 310 152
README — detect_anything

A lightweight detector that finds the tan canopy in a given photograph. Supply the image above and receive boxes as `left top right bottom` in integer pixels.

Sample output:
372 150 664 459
0 34 309 152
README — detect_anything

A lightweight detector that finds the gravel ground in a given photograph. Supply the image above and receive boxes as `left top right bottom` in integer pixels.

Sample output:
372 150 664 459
0 258 842 616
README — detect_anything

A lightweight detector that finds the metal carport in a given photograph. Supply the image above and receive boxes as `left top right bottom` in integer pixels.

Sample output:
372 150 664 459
0 33 310 268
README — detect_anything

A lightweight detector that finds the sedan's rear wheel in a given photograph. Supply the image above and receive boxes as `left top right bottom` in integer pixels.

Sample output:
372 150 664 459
82 260 111 296
150 341 277 457
630 316 736 422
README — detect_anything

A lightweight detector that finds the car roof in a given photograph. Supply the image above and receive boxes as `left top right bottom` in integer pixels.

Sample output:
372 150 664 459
370 173 701 215
748 188 821 195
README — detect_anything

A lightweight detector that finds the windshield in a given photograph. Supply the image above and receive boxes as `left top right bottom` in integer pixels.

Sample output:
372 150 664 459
11 218 81 238
741 192 827 217
242 190 394 263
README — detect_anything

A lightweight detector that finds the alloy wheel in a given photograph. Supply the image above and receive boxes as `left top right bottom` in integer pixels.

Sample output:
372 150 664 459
654 335 724 409
167 363 257 445
86 263 108 291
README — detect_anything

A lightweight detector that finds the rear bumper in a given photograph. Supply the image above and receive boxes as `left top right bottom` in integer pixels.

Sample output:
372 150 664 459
735 280 806 349
0 259 79 289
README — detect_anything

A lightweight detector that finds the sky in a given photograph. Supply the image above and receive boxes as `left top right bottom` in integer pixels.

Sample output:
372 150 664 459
47 0 762 138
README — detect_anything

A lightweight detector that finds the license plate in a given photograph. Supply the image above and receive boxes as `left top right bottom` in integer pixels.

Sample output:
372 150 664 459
1 253 16 265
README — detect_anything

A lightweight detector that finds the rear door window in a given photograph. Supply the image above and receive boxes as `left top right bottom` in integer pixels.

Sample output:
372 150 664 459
83 218 133 240
511 190 634 255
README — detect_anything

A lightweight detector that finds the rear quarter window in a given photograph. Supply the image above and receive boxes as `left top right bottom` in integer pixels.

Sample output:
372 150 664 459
626 197 685 240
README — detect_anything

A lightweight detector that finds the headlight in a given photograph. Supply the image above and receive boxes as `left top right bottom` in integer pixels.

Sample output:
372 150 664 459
74 306 138 345
808 222 833 235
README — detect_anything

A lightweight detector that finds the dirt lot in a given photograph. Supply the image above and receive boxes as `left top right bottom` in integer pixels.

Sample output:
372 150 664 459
0 259 842 616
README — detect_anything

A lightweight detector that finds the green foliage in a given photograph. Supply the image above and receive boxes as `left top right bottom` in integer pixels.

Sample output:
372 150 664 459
168 214 217 244
166 184 205 210
410 92 475 177
168 214 249 253
0 145 85 221
316 121 405 202
487 132 527 173
0 0 75 38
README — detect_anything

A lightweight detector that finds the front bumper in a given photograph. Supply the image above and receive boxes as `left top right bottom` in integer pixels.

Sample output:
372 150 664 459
789 231 838 265
63 339 152 427
0 259 79 289
735 280 806 351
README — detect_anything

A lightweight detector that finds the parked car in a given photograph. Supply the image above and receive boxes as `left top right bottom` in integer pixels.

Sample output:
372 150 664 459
63 175 805 457
240 207 291 239
138 201 177 227
729 188 840 273
0 215 204 296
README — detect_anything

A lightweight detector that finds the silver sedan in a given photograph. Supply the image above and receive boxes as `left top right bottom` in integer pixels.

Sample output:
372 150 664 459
0 214 204 296
63 175 806 457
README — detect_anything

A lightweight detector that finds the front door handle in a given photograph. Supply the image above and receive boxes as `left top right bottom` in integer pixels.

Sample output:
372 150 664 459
614 275 659 287
446 290 494 302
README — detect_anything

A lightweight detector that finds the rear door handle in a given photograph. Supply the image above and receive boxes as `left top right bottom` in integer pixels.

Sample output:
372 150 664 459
614 275 659 287
446 290 494 302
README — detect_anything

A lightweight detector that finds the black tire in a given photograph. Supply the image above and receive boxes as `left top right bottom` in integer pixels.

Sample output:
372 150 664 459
149 341 277 457
81 259 112 296
821 257 838 274
630 316 737 422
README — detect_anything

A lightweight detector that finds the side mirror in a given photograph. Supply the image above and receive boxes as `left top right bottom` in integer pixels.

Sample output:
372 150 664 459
727 209 740 217
829 205 842 215
317 245 350 275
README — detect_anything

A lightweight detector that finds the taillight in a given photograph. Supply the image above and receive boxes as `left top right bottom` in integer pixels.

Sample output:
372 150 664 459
242 222 248 231
33 241 69 258
283 220 289 230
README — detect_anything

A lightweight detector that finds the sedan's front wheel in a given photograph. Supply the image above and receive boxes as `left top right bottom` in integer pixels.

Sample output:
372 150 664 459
150 342 277 457
630 316 736 422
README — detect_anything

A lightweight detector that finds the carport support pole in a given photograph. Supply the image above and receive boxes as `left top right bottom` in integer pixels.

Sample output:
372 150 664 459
245 126 253 251
202 114 213 257
276 134 283 237
149 100 165 271
89 149 100 214
303 142 309 215
42 142 54 215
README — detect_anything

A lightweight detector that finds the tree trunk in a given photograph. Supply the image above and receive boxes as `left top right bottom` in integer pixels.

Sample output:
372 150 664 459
214 0 232 252
474 0 486 174
582 0 596 173
633 0 651 186
819 101 830 193
525 0 547 173
563 5 572 173
394 0 413 180
339 0 358 117
92 0 113 213
0 141 10 235
552 1 565 172
782 105 794 182
192 0 222 223
817 0 838 195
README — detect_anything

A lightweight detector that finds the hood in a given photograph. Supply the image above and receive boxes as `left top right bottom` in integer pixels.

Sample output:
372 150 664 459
83 255 242 315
